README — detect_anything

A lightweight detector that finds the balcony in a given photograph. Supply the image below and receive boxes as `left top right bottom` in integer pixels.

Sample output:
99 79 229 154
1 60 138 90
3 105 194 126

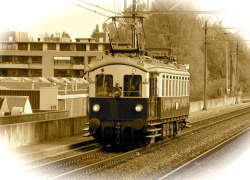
72 64 84 70
0 63 28 69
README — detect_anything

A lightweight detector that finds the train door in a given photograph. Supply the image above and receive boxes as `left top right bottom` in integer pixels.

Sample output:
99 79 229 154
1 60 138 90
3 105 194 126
149 73 158 117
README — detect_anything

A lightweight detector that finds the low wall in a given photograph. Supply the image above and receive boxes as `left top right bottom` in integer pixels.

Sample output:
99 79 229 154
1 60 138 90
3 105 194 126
0 96 240 149
58 95 88 117
0 111 69 125
190 97 237 113
0 116 89 149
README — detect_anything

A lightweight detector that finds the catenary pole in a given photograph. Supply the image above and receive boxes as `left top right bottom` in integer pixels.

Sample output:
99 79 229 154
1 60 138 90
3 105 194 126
203 20 208 110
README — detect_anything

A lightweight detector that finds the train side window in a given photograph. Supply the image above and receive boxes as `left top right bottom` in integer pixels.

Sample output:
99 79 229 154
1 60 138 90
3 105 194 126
187 77 190 95
173 76 176 97
166 75 169 97
169 76 172 97
96 74 113 97
185 77 187 96
162 75 165 96
181 77 185 96
124 75 142 97
177 76 179 96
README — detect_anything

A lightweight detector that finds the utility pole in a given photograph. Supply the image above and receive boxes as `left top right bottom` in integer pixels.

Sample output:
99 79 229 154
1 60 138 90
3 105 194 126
235 41 239 103
147 0 149 12
230 50 234 97
225 42 229 96
203 20 208 111
124 0 127 11
132 0 136 48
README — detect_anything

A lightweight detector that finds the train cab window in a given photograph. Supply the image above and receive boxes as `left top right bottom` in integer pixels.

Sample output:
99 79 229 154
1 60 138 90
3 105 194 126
124 75 142 97
96 74 113 97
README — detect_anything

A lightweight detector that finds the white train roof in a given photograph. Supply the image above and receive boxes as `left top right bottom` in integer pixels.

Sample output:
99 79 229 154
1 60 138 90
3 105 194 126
85 55 189 75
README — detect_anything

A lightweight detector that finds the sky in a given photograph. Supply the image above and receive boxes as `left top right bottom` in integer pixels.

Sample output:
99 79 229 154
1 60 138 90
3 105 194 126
1 0 250 41
0 0 124 40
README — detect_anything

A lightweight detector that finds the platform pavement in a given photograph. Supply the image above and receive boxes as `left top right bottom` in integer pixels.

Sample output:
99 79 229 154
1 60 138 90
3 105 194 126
8 102 250 163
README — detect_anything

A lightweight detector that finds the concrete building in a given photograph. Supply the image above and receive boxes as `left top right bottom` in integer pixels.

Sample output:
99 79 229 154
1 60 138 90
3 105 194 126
0 30 28 42
0 31 129 78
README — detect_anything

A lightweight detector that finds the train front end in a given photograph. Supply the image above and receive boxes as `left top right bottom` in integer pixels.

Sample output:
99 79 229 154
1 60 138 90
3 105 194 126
85 58 149 146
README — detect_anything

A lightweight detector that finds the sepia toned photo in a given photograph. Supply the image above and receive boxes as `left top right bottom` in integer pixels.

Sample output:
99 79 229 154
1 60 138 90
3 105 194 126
0 0 249 179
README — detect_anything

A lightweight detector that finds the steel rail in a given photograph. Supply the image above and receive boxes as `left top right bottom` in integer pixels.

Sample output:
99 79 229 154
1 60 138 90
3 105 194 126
24 142 99 167
27 147 103 177
158 127 250 180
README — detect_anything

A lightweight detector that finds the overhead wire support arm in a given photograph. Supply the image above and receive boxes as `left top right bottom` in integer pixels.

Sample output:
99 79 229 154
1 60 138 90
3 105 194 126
123 11 226 15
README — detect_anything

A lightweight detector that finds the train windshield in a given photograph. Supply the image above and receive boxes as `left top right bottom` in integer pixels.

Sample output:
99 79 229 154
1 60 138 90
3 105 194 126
123 75 142 97
96 74 113 97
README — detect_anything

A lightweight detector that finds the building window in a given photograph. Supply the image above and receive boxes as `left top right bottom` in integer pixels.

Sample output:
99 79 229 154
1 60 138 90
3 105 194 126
17 56 28 64
47 43 56 50
18 43 28 50
90 44 98 51
30 43 43 51
1 56 28 64
31 56 42 64
30 69 42 77
103 44 111 51
2 56 12 64
54 69 71 77
76 44 86 51
73 57 84 65
2 43 14 50
60 44 70 51
6 69 29 77
73 70 84 77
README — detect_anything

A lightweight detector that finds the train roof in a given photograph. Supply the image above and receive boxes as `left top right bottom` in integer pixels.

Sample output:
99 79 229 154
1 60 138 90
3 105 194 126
85 55 189 75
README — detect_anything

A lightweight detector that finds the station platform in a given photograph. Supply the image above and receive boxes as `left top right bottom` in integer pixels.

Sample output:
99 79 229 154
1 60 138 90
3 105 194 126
7 102 250 163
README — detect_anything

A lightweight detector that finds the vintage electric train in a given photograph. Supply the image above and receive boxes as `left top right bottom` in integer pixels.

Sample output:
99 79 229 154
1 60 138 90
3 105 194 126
83 53 190 147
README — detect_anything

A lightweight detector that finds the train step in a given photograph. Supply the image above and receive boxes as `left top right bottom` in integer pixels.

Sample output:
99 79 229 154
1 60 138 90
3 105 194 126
147 128 162 132
83 133 91 137
82 128 89 131
145 134 162 138
85 123 89 125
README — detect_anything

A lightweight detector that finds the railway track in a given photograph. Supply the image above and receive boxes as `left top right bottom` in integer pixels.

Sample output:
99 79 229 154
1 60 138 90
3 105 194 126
158 127 250 180
26 105 250 180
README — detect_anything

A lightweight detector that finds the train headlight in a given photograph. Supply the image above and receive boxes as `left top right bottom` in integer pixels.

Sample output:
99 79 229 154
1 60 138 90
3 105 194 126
92 104 100 112
135 104 143 112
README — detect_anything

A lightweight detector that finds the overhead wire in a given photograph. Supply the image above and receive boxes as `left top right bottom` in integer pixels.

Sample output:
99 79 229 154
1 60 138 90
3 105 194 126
155 0 168 11
64 0 109 17
76 0 121 15
169 0 185 11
